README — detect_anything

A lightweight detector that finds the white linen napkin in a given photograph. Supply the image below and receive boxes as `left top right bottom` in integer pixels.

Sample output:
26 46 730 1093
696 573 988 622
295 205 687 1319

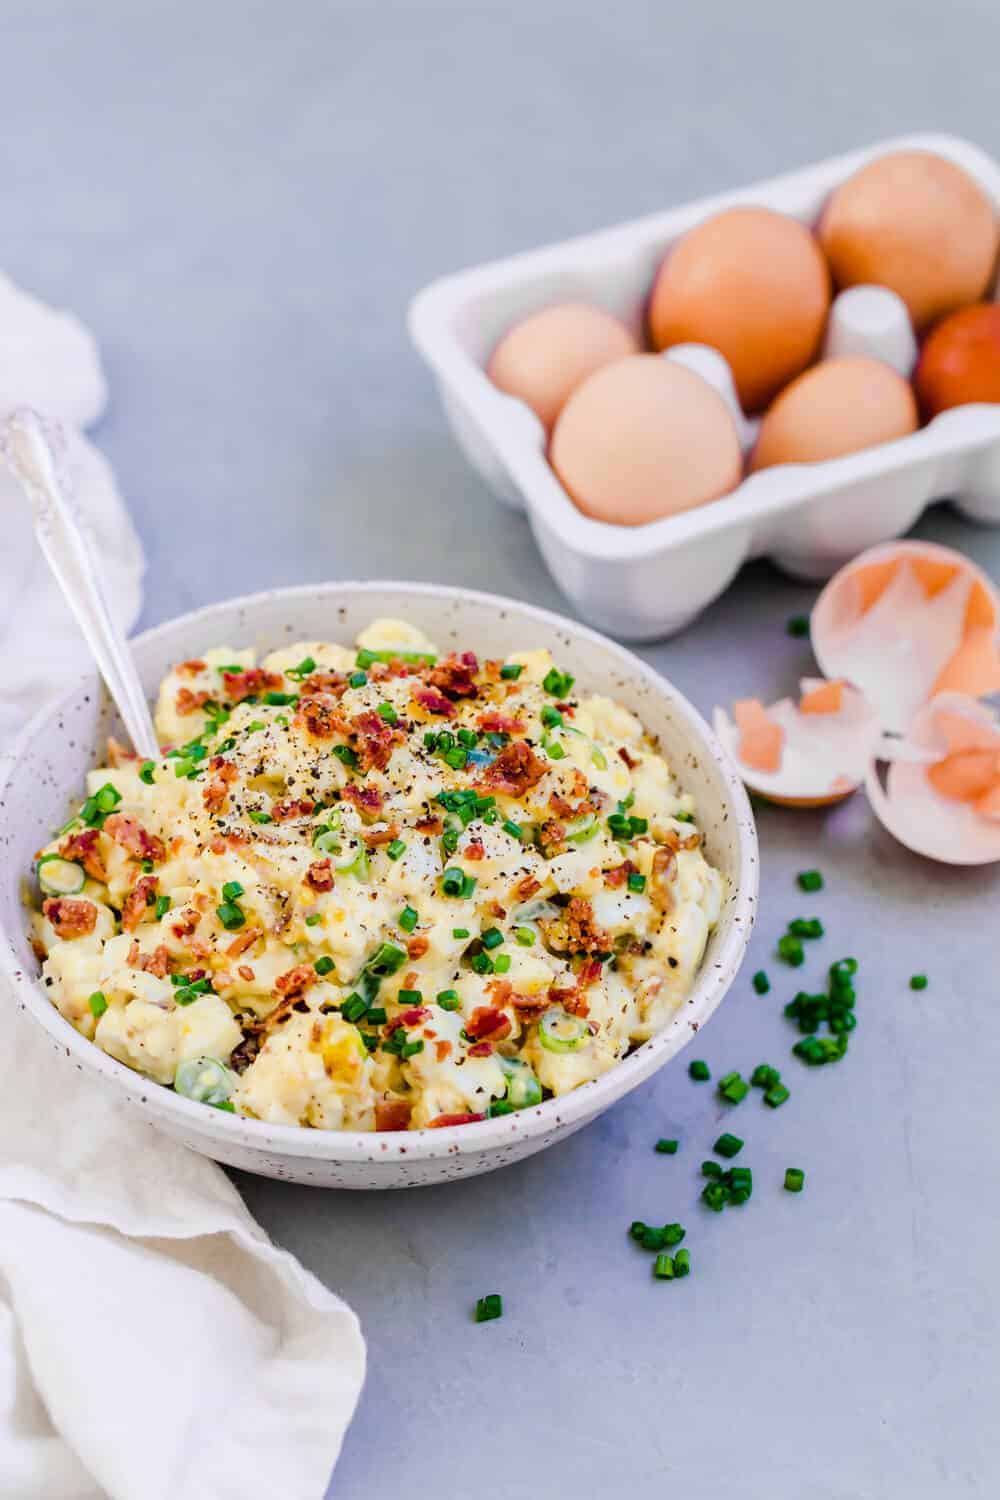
0 276 365 1500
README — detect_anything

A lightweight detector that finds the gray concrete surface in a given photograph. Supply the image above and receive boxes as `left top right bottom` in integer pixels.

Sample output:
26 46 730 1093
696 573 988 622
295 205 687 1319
7 3 1000 1495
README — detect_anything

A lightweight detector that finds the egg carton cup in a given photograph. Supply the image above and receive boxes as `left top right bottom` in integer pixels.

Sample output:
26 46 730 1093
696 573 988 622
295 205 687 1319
409 132 1000 641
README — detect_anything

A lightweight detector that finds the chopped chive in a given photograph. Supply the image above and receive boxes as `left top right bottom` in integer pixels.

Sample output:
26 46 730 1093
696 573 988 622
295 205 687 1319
452 927 469 940
481 927 504 950
909 974 928 991
469 952 494 975
653 1253 675 1280
348 670 367 688
95 783 122 813
751 1063 781 1089
655 1138 678 1155
787 614 810 638
88 990 108 1019
789 917 824 939
139 760 156 785
627 872 647 893
341 994 368 1022
436 989 461 1011
216 902 245 930
784 1167 805 1193
264 691 296 706
332 744 360 770
314 956 335 976
154 895 171 920
777 933 805 967
474 1293 503 1323
752 969 770 994
542 667 575 698
248 809 273 824
397 988 423 1005
502 819 523 841
629 1220 647 1241
398 905 419 934
797 869 824 892
377 703 398 725
718 1071 750 1104
702 1160 723 1179
385 838 407 862
222 880 244 902
305 913 322 927
714 1132 744 1158
701 1180 727 1212
688 1059 710 1081
514 926 535 946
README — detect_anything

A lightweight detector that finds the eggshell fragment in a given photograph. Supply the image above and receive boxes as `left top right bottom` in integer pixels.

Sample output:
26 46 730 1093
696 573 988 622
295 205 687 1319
649 206 831 412
549 354 743 526
714 679 880 806
749 357 918 472
811 540 1000 733
487 303 639 432
866 694 1000 864
818 150 999 332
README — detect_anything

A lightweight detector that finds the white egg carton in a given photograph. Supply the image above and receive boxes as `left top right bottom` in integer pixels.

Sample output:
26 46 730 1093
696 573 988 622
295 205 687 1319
408 132 1000 641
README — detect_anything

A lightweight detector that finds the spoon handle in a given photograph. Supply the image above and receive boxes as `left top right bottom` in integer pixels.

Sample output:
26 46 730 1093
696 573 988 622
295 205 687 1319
1 409 159 761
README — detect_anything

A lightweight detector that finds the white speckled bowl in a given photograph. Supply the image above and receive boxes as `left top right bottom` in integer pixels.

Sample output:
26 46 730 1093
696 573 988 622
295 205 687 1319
0 582 757 1188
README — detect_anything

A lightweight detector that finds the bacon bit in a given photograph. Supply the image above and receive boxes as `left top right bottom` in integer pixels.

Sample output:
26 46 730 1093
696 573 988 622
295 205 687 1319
514 873 541 900
341 783 385 822
426 651 480 700
412 687 456 719
305 859 334 892
203 757 238 814
271 797 315 822
480 739 547 797
510 991 549 1017
434 1039 453 1062
176 659 207 677
466 1006 512 1042
222 667 283 704
375 1099 413 1132
649 846 677 914
296 694 344 740
103 813 166 864
300 671 348 698
58 828 107 882
138 944 170 978
273 964 317 1000
127 939 140 966
414 814 443 835
427 1111 485 1127
406 934 430 960
175 686 212 716
603 859 635 889
170 908 200 939
488 899 507 919
402 970 418 990
477 711 524 734
363 824 401 847
566 896 609 953
482 659 504 683
618 745 641 770
578 957 604 990
237 965 255 982
349 710 404 773
550 983 590 1019
106 736 137 767
386 1006 430 1033
538 819 567 856
226 925 263 957
122 875 157 932
468 1041 494 1057
465 840 486 861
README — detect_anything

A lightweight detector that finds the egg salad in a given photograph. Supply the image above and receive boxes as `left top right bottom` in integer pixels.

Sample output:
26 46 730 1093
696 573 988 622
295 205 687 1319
29 619 725 1132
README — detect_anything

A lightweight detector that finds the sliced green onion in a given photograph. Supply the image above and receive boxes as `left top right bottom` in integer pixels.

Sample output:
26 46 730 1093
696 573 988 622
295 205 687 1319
155 895 172 920
399 905 419 934
653 1253 674 1280
673 1248 691 1277
655 1138 678 1155
784 1167 805 1193
910 973 928 991
714 1132 743 1158
387 839 407 861
514 926 536 946
222 880 244 902
797 869 824 892
627 872 646 893
88 990 108 1019
139 760 156 785
474 1293 503 1322
752 970 770 994
436 989 461 1011
377 703 398 725
688 1059 710 1081
538 1007 589 1053
305 913 322 927
502 819 523 841
348 670 367 688
590 744 608 770
481 926 503 950
787 614 810 638
174 1056 236 1106
216 902 245 931
37 854 85 896
777 933 805 967
499 1055 543 1109
287 655 317 680
493 953 511 974
500 663 523 680
314 956 335 976
542 667 575 698
248 809 273 824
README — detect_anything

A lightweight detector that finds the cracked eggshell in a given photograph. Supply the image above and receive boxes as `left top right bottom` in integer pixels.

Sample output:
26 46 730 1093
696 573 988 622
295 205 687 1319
713 678 881 807
811 539 1000 734
866 693 1000 864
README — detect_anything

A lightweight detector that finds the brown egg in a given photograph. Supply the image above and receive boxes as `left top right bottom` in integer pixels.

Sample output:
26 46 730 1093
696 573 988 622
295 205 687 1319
819 151 999 332
550 354 743 526
648 207 831 412
914 303 1000 418
750 357 919 471
486 302 639 432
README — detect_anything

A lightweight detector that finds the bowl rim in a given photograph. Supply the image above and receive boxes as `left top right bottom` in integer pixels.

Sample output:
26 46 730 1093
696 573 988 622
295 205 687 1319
1 578 758 1162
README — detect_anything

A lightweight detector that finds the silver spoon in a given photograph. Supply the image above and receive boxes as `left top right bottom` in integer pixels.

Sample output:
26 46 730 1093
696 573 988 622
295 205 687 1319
0 408 158 759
